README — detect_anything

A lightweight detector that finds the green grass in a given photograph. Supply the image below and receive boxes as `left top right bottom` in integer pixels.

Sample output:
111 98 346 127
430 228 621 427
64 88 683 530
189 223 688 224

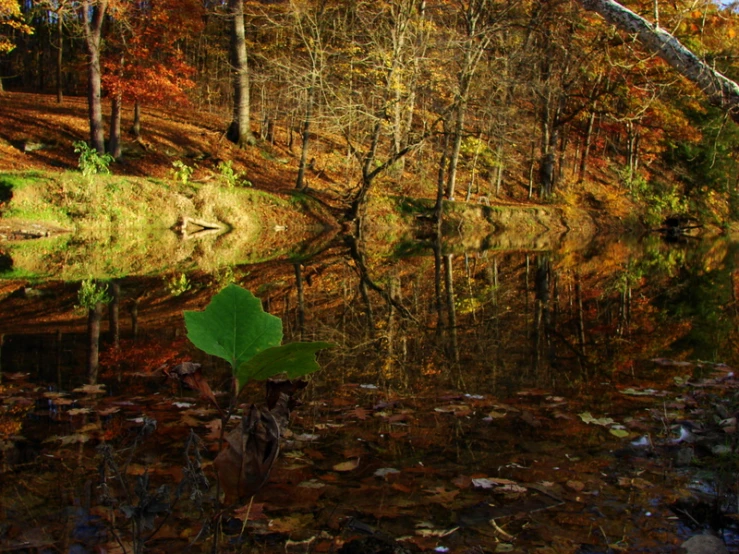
0 170 325 280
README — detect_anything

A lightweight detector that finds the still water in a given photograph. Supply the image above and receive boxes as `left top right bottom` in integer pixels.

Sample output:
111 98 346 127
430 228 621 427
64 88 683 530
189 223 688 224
0 232 738 553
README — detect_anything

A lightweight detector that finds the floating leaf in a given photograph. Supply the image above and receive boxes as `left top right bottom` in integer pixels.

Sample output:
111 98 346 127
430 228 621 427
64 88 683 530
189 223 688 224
74 384 106 394
610 428 630 438
620 387 662 396
184 284 282 371
332 458 360 472
579 412 615 426
472 477 520 489
375 467 400 477
236 341 334 388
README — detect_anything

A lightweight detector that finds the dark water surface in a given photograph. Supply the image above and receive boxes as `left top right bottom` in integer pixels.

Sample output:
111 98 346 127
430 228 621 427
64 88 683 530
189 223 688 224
1 233 738 553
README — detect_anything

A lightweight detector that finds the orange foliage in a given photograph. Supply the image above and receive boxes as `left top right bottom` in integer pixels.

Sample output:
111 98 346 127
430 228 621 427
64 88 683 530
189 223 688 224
102 0 204 105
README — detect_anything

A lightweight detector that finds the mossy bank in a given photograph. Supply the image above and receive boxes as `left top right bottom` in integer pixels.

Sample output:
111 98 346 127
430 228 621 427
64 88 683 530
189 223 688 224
0 171 333 280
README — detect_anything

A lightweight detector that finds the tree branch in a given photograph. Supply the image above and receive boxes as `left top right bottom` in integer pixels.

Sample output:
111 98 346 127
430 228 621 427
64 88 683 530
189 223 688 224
576 0 739 122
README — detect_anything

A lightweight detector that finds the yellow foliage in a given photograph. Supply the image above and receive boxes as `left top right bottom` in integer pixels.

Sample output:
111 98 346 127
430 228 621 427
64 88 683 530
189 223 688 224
0 0 32 53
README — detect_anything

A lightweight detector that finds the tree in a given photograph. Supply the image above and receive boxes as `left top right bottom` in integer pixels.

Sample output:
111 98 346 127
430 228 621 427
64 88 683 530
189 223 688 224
575 0 739 123
0 0 32 54
80 0 107 153
102 0 202 157
227 0 256 147
0 0 32 92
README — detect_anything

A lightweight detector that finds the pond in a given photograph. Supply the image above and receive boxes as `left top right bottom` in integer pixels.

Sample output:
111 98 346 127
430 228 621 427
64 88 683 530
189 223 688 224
1 230 738 553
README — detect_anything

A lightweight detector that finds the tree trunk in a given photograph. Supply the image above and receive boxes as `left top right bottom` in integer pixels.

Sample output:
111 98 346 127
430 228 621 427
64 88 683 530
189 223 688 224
109 280 120 349
577 0 739 123
578 109 596 183
82 0 107 154
227 0 256 148
131 99 141 138
87 303 103 383
296 76 316 191
109 94 122 159
446 101 465 202
56 11 63 104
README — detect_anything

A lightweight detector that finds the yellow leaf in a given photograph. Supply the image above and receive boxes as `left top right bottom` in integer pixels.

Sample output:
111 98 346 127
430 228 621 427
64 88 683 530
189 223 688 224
332 458 360 472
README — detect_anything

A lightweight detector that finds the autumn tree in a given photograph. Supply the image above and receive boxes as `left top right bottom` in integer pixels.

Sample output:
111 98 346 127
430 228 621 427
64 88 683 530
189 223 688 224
282 0 333 191
102 0 202 157
0 0 31 54
0 0 32 91
331 0 433 220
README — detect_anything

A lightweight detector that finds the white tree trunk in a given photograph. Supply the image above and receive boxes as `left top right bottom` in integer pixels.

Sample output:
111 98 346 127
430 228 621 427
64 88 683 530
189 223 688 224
577 0 739 122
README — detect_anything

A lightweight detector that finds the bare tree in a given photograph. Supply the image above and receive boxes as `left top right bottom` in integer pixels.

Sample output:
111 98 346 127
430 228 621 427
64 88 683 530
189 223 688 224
227 0 256 147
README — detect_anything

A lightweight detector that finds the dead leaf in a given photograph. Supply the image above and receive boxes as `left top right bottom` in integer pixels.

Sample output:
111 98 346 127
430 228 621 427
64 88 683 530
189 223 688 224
472 477 518 489
214 404 281 505
204 419 222 441
452 475 472 489
73 384 106 394
332 458 360 472
168 363 219 409
415 525 459 537
268 513 314 534
425 487 459 504
345 407 369 420
233 501 267 521
374 467 400 478
566 480 585 492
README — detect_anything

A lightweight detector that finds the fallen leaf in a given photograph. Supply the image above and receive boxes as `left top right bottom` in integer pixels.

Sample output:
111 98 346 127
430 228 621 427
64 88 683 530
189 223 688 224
415 525 459 537
345 407 369 420
268 513 314 534
392 482 412 493
374 467 400 478
472 477 519 489
214 404 281 505
204 419 222 441
579 412 615 426
566 480 585 492
452 475 472 488
332 458 360 472
425 487 459 504
434 404 465 413
73 384 106 394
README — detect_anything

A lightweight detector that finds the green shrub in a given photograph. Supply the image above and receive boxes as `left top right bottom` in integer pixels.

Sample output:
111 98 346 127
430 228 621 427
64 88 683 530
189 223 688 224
77 278 111 309
171 160 194 185
74 141 114 178
217 160 251 187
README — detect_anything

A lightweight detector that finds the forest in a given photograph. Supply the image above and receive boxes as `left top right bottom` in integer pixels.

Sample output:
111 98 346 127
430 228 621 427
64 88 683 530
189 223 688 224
6 3 739 553
2 0 739 227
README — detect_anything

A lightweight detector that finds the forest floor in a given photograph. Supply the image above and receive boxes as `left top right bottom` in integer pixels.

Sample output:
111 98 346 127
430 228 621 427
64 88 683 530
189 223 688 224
0 91 640 247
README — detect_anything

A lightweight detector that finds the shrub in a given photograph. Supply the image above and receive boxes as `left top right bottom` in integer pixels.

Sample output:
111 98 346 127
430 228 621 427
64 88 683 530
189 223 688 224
74 141 114 178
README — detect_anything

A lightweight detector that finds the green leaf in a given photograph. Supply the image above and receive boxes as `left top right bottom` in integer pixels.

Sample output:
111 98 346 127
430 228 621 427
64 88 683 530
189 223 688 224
609 429 630 438
184 284 282 370
236 341 334 388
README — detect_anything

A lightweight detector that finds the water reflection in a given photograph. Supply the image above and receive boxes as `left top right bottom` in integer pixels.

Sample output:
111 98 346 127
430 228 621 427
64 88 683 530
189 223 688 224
1 233 738 551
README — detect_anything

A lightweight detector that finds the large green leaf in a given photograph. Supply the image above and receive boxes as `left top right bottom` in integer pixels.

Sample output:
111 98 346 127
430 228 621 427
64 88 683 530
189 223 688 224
236 341 334 388
184 284 282 371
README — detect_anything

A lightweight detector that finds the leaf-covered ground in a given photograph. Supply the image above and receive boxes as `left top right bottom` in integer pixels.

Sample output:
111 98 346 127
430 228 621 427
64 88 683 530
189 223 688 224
2 342 739 553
